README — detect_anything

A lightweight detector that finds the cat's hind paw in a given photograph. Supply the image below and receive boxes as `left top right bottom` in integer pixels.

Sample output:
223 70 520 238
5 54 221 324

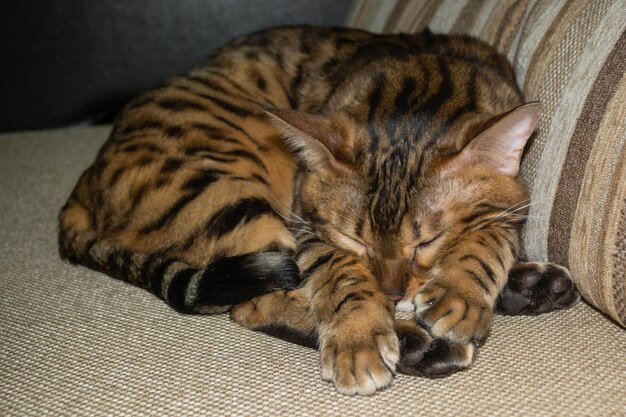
396 320 475 377
497 262 580 316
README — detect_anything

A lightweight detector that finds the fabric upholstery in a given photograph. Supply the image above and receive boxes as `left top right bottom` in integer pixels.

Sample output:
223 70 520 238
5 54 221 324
347 0 626 328
1 126 625 416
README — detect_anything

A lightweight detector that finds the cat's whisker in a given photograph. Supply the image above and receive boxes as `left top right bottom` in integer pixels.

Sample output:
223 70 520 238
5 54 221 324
265 191 310 225
478 211 531 230
272 207 310 225
498 215 529 220
493 201 534 221
495 199 532 216
273 204 310 225
282 206 309 224
286 227 318 237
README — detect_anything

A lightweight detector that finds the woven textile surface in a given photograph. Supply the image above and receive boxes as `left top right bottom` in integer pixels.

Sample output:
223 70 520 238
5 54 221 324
347 0 626 327
1 127 625 416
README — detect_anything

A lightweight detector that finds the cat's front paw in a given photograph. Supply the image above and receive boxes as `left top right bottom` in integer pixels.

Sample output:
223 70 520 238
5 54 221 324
320 327 399 396
413 282 492 344
497 262 580 315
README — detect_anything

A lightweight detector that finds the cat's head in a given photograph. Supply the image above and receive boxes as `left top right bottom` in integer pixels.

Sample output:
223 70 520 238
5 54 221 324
267 103 538 295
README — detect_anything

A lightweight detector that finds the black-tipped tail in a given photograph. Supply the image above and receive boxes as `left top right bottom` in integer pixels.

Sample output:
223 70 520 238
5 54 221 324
62 237 301 314
190 252 301 310
126 251 302 314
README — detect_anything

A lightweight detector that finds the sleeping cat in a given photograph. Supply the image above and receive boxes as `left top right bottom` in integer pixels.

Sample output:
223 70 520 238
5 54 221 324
59 26 579 395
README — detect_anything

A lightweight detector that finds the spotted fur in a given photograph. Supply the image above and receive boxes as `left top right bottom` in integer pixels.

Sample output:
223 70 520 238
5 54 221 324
59 26 578 395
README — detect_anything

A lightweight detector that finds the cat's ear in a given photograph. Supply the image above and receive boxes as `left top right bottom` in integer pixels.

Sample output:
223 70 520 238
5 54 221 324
449 102 540 176
265 108 356 173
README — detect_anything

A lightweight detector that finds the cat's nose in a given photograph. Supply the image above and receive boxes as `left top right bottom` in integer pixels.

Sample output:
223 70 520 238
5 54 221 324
374 258 408 297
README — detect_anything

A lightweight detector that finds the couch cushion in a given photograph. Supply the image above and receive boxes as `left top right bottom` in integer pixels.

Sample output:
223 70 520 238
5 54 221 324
1 126 625 416
347 0 626 328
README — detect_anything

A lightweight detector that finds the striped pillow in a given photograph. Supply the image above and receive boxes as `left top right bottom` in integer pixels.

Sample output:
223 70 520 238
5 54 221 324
347 0 626 327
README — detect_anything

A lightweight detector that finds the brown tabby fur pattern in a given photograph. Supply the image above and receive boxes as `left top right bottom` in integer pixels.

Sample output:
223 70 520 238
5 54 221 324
59 26 578 395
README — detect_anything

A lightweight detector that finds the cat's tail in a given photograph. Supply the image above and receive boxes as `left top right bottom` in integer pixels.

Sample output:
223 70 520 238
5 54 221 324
58 201 300 314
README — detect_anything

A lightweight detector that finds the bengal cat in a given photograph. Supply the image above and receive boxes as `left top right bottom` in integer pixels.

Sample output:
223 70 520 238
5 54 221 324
59 26 579 395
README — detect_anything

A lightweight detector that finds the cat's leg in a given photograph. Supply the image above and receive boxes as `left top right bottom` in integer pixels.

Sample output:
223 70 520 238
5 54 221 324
496 262 579 315
396 268 428 312
292 235 399 396
394 267 477 377
231 290 469 378
395 319 476 377
412 226 519 345
233 239 399 396
230 288 319 348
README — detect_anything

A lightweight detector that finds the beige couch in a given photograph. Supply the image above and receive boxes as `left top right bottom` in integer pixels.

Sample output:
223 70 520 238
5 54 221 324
1 1 625 416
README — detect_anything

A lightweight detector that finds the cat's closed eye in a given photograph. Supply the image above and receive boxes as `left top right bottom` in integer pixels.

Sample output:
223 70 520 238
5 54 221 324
408 231 444 265
335 231 372 257
416 232 443 249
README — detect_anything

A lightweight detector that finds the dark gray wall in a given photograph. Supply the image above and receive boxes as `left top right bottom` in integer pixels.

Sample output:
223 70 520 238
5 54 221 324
0 0 351 132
